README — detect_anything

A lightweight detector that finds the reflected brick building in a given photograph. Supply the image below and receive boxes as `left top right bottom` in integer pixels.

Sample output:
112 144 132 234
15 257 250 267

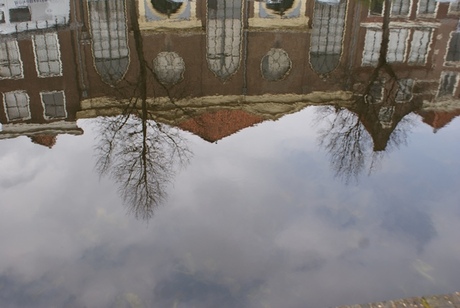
1 0 460 147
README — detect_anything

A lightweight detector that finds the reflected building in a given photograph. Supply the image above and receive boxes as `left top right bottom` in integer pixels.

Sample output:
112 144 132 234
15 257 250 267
87 0 130 86
2 0 460 148
0 0 82 147
309 0 347 76
206 0 244 81
0 0 70 35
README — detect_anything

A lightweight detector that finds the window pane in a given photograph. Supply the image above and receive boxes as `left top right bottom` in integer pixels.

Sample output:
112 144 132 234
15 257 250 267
362 29 382 66
41 91 67 119
0 40 23 79
387 28 409 63
33 33 62 77
446 32 460 62
3 91 30 121
408 29 433 65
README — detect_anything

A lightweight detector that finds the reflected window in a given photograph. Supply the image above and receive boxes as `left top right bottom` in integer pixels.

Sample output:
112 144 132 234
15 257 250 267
309 0 347 75
365 80 384 104
362 29 382 66
153 52 185 85
387 28 409 63
378 106 395 128
362 28 408 66
391 0 410 16
2 90 30 122
9 7 31 22
33 33 62 77
395 79 414 102
206 0 243 81
261 48 291 81
449 1 460 14
151 0 184 17
417 0 437 15
408 29 432 65
265 0 295 17
437 71 458 98
446 32 460 63
88 0 129 85
0 40 23 79
369 0 383 15
41 91 67 120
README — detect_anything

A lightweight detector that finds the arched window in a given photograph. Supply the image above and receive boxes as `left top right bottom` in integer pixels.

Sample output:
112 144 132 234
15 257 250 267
206 0 243 81
88 0 129 86
309 0 347 76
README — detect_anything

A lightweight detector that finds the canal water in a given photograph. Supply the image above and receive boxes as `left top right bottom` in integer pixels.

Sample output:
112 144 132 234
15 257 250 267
1 0 460 307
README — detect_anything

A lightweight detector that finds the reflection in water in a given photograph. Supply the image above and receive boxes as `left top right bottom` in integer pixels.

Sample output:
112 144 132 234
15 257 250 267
93 0 192 219
95 114 191 219
266 0 295 16
317 0 420 182
151 0 183 17
207 0 243 81
309 0 347 76
88 0 130 86
1 0 460 307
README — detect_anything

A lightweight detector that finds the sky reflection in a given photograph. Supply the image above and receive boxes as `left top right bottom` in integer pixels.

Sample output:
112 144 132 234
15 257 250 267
0 108 459 307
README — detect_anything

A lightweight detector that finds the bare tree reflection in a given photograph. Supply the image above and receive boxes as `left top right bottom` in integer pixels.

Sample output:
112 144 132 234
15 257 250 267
93 0 192 219
317 0 421 183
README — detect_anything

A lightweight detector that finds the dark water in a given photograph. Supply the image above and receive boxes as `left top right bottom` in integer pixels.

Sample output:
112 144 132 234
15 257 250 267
1 0 460 307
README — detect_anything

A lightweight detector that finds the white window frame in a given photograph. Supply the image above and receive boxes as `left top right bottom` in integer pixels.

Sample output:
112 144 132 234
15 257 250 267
0 40 24 80
417 0 438 17
444 31 460 67
391 0 412 17
2 90 31 122
448 1 460 15
395 79 414 102
408 28 433 65
32 33 63 78
40 90 67 120
437 71 459 99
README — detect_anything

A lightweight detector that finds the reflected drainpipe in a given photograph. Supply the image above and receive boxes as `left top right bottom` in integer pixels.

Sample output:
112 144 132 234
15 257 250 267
242 0 249 96
72 0 90 99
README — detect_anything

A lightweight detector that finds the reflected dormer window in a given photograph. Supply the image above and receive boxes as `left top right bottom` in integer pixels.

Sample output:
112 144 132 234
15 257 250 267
365 80 384 104
395 79 414 102
0 40 23 79
32 33 62 77
2 90 30 122
378 106 395 128
41 91 67 120
309 0 347 75
206 0 243 81
88 0 129 86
